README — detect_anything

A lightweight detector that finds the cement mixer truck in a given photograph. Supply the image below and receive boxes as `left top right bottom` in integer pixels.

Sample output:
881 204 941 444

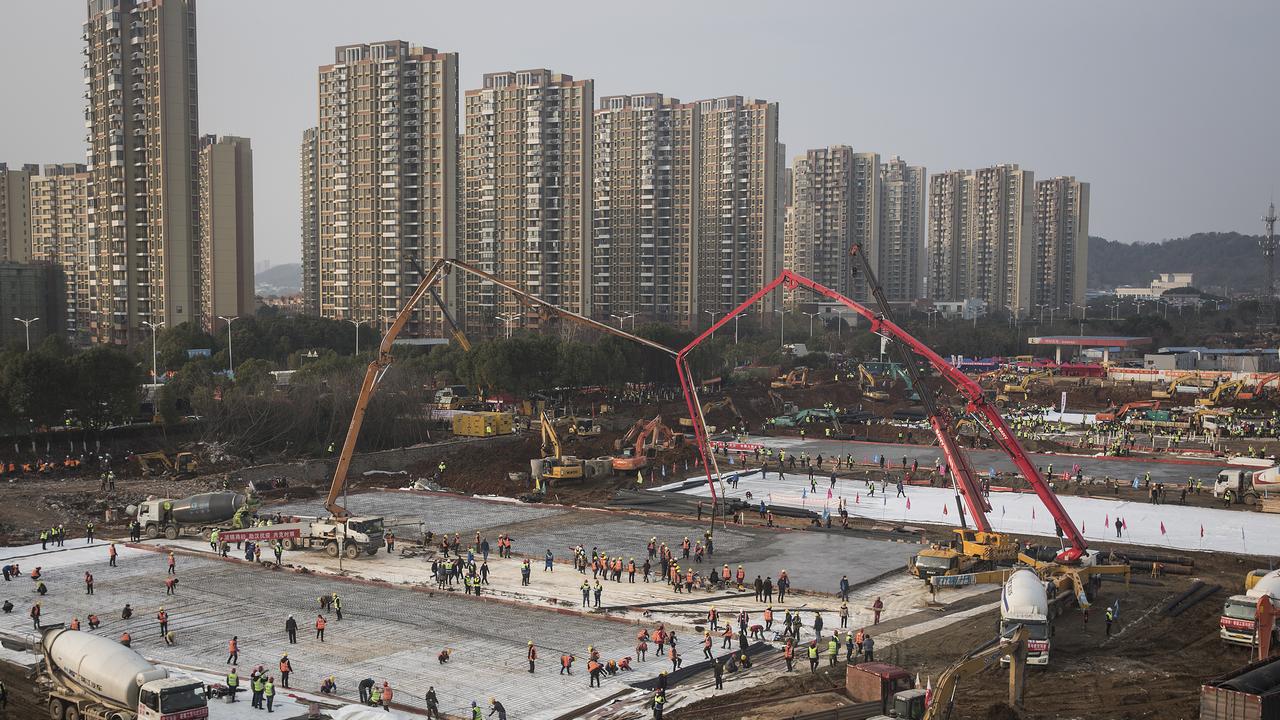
37 626 208 720
1221 569 1280 647
1001 568 1054 665
129 492 249 540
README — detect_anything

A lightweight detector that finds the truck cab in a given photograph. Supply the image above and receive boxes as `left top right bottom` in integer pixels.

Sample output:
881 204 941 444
909 547 973 580
1220 594 1262 646
1001 617 1050 665
138 677 209 720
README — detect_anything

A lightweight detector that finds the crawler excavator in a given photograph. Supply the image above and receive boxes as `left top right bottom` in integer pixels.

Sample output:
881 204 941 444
612 416 682 471
534 411 585 484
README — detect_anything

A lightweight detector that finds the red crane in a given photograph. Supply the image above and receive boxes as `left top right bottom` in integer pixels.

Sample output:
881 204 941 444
675 270 1089 564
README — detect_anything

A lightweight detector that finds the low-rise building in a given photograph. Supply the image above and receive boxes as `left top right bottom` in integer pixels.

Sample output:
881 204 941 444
1115 273 1194 300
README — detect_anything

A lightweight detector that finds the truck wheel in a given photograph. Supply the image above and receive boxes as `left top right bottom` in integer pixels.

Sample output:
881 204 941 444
365 546 378 556
1245 492 1259 506
64 705 81 720
324 542 339 558
284 538 299 551
164 526 179 540
47 699 63 720
344 544 361 560
145 525 159 540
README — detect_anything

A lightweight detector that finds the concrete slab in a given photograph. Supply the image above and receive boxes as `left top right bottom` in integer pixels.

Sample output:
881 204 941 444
272 490 570 535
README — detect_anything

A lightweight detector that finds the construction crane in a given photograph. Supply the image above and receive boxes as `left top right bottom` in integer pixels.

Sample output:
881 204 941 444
674 267 1090 565
537 411 583 482
324 258 677 521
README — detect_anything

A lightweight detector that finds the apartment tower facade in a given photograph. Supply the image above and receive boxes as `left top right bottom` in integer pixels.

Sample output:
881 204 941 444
84 0 200 343
197 135 254 328
30 164 92 341
878 157 926 302
0 163 36 263
317 41 459 336
693 96 781 318
462 69 593 330
1034 176 1090 309
299 127 320 315
592 93 697 325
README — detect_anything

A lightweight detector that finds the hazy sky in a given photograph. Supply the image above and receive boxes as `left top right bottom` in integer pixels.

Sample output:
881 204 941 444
4 1 1278 267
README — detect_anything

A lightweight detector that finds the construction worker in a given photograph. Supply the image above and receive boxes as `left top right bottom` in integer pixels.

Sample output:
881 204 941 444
827 635 840 666
872 597 883 624
580 579 590 607
369 680 382 707
703 631 714 659
332 592 343 620
382 681 393 710
527 641 537 673
808 640 819 671
1105 605 1116 636
108 543 117 567
167 551 176 575
279 654 292 688
708 606 718 630
489 698 508 720
263 675 275 713
85 571 94 595
156 607 168 637
359 678 375 704
588 658 603 687
425 687 440 719
784 638 795 671
652 690 666 720
120 631 131 647
764 606 774 631
165 576 177 595
226 667 239 702
285 614 298 643
669 644 682 672
839 602 849 629
227 636 238 664
69 617 81 631
863 633 875 662
560 653 575 675
315 614 326 642
593 580 603 607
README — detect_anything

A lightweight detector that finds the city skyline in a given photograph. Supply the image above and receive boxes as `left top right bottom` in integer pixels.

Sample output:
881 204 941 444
4 1 1277 268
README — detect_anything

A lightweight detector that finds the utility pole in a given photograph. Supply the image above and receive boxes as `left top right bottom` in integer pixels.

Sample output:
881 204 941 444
1263 201 1278 308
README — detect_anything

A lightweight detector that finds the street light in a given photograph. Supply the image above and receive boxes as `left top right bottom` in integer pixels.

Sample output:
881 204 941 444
217 316 239 375
772 309 786 346
142 320 165 382
702 309 718 338
732 313 745 344
12 317 39 352
925 308 939 328
495 313 521 339
801 311 821 338
610 313 636 331
346 319 364 355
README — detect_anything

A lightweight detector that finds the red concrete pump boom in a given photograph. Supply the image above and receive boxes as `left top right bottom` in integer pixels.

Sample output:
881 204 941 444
675 270 1088 564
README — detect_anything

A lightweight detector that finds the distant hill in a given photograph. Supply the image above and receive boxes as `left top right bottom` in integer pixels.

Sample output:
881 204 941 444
1088 232 1269 294
255 263 301 296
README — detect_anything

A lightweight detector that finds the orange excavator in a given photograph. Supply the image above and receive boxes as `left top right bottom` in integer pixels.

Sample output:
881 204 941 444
1096 400 1161 423
611 416 682 472
1238 373 1280 401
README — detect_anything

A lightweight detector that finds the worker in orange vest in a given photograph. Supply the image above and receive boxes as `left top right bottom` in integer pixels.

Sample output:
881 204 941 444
227 636 238 664
707 606 718 630
702 631 713 659
764 606 774 631
735 565 746 587
315 614 327 642
69 617 81 631
120 631 131 647
783 639 795 671
156 608 168 637
278 654 292 688
721 564 731 586
108 543 117 567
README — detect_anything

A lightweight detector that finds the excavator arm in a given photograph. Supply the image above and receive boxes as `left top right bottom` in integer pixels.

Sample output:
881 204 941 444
675 269 1088 563
324 258 678 520
923 626 1030 720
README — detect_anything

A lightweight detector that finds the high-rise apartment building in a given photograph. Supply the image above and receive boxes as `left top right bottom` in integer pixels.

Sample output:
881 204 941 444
785 147 853 304
299 127 320 316
317 41 458 336
1034 176 1090 309
197 135 254 328
0 163 37 262
693 96 781 318
927 164 1034 316
878 157 926 302
462 69 593 330
84 0 200 343
592 93 697 324
783 146 878 304
30 164 91 341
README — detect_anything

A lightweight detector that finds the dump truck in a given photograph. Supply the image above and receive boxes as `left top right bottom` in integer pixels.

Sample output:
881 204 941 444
1001 568 1053 665
37 625 209 720
1222 569 1280 647
128 492 249 540
1200 656 1280 720
846 662 916 717
1214 465 1280 505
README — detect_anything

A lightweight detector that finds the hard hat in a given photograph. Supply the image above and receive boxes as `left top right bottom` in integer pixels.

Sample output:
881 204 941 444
528 640 533 645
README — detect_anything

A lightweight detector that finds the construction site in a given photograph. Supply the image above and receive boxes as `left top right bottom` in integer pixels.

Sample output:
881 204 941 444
3 259 1280 720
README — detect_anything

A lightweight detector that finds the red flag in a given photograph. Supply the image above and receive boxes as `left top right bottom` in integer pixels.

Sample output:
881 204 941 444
827 488 833 499
1105 514 1109 527
943 504 949 515
1081 522 1085 534
1032 507 1036 520
1200 524 1205 538
856 493 861 504
1160 521 1166 535
906 498 912 510
1122 518 1128 529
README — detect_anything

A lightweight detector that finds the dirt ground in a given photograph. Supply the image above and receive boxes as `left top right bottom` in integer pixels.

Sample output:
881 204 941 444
674 541 1266 720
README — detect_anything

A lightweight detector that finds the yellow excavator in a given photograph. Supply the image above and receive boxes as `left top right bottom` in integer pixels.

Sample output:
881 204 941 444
1002 370 1052 395
1198 379 1246 407
883 626 1030 720
135 451 197 479
859 364 890 401
770 367 810 389
539 411 584 482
